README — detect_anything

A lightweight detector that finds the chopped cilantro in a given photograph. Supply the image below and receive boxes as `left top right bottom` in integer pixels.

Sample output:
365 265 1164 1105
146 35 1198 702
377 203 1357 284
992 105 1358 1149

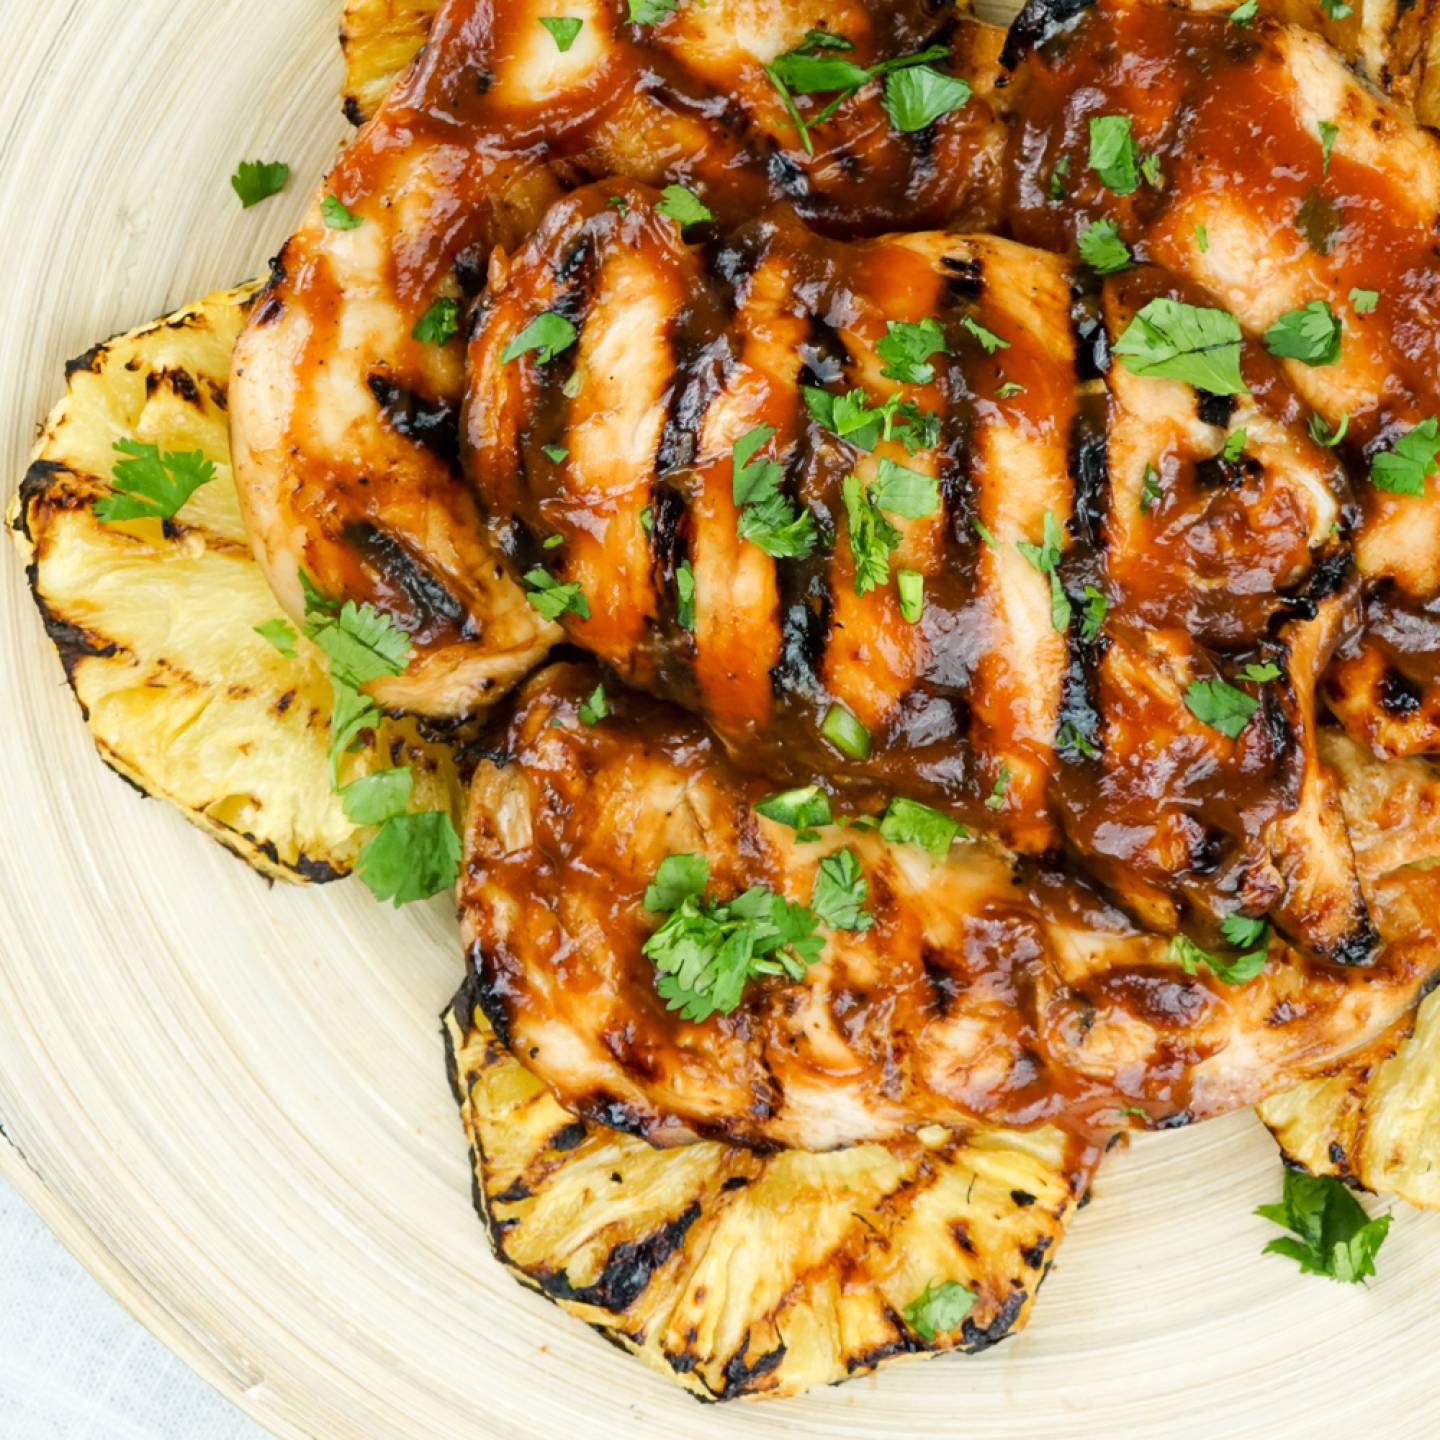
538 15 583 49
1319 119 1339 172
627 0 676 23
903 1280 975 1343
1077 217 1131 274
523 567 590 621
1309 411 1350 448
876 317 949 385
880 796 963 856
1350 288 1379 314
1184 677 1259 739
412 296 461 347
1170 930 1268 985
961 315 1009 354
254 617 298 657
1223 428 1247 462
542 445 569 464
1081 584 1109 642
882 65 971 133
1195 222 1209 252
1229 0 1259 24
655 184 714 230
1140 463 1164 513
1256 1170 1391 1284
1240 662 1281 683
96 438 215 523
231 160 289 209
501 311 578 364
340 767 414 827
1372 417 1440 496
985 765 1011 812
1088 114 1138 194
676 559 697 630
897 568 924 623
1016 510 1071 633
578 684 608 726
321 194 362 229
732 424 817 558
1264 301 1341 366
811 847 873 930
1113 298 1247 395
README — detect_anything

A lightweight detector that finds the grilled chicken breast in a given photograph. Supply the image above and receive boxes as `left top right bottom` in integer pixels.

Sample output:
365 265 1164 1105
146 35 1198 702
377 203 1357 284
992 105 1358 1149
229 0 1007 715
458 663 1437 1151
461 180 1373 959
1003 0 1440 758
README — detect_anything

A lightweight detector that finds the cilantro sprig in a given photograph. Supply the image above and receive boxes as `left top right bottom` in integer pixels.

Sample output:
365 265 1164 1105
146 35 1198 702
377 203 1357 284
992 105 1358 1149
299 576 460 904
803 385 938 454
842 462 939 595
903 1280 975 1342
1264 301 1341 367
1372 417 1440 496
231 160 289 209
810 847 874 931
96 439 216 524
763 37 968 154
1256 1170 1391 1283
641 854 823 1021
1170 915 1271 985
732 425 817 558
1184 676 1260 739
877 318 949 384
1016 510 1071 633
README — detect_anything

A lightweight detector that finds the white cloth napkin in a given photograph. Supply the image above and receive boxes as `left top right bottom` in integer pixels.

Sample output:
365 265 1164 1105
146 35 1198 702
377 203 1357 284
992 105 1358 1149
0 1172 271 1439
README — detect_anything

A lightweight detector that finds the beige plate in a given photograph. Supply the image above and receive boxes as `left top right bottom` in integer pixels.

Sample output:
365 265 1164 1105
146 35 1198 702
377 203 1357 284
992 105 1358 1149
3 2 1440 1436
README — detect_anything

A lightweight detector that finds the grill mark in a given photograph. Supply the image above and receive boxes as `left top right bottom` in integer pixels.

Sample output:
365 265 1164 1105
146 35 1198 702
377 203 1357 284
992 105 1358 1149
1195 391 1238 428
343 520 477 645
1068 271 1110 383
1380 666 1424 715
366 372 461 473
533 1200 701 1312
656 333 732 478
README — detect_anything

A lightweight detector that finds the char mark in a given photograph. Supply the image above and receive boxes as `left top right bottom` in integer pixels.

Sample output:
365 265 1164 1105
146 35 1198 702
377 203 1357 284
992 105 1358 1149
941 254 984 302
1001 0 1100 68
65 342 106 378
719 1336 788 1397
1067 389 1110 554
1277 549 1353 624
343 520 477 642
1378 666 1423 715
657 334 731 477
367 372 461 473
1068 273 1109 382
959 1287 1029 1352
771 569 833 706
534 1200 701 1313
1195 391 1237 428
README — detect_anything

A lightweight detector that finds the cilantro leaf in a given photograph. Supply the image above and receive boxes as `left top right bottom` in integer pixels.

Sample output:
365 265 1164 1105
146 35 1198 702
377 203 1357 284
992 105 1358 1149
882 65 971 133
627 0 676 23
340 767 414 827
1140 152 1164 188
869 458 940 518
538 15 583 49
1240 661 1281 683
974 518 998 548
501 311 578 364
756 785 834 842
1081 584 1108 642
1170 931 1268 985
641 856 823 1021
303 597 411 688
1222 428 1247 463
321 194 363 230
254 617 298 658
356 810 462 906
961 315 1009 354
578 684 608 726
1264 301 1341 367
655 184 714 230
732 424 783 505
1195 222 1210 252
1140 464 1164 513
842 472 901 594
1017 510 1072 632
96 439 216 523
1220 911 1270 949
1229 0 1259 25
1320 0 1353 14
1077 217 1131 274
770 52 871 93
412 297 461 347
1184 677 1259 739
1372 417 1440 496
644 853 711 911
877 318 949 384
897 568 924 623
880 796 963 857
1350 287 1379 314
1318 119 1339 172
1088 114 1139 195
903 1280 975 1342
523 567 590 621
231 160 289 208
542 446 569 464
1049 153 1071 200
676 559 697 630
1113 298 1247 395
986 764 1011 811
1256 1170 1391 1284
1309 411 1350 448
811 847 873 931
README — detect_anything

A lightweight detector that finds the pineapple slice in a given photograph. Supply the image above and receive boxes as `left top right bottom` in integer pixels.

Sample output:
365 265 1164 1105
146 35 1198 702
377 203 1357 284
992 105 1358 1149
341 0 442 124
8 286 462 883
444 983 1100 1402
1257 735 1440 1209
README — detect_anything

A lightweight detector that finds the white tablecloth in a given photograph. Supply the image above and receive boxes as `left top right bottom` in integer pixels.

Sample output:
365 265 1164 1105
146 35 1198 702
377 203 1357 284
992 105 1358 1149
0 1172 272 1439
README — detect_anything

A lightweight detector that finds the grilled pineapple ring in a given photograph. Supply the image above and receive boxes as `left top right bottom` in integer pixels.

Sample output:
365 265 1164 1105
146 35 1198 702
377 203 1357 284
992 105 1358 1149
7 286 461 883
444 983 1100 1401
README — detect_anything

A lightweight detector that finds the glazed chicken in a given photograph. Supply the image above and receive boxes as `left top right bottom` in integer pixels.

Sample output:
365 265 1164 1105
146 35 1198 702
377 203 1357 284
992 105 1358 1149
1003 0 1440 757
229 0 1008 713
458 663 1438 1150
462 180 1372 959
